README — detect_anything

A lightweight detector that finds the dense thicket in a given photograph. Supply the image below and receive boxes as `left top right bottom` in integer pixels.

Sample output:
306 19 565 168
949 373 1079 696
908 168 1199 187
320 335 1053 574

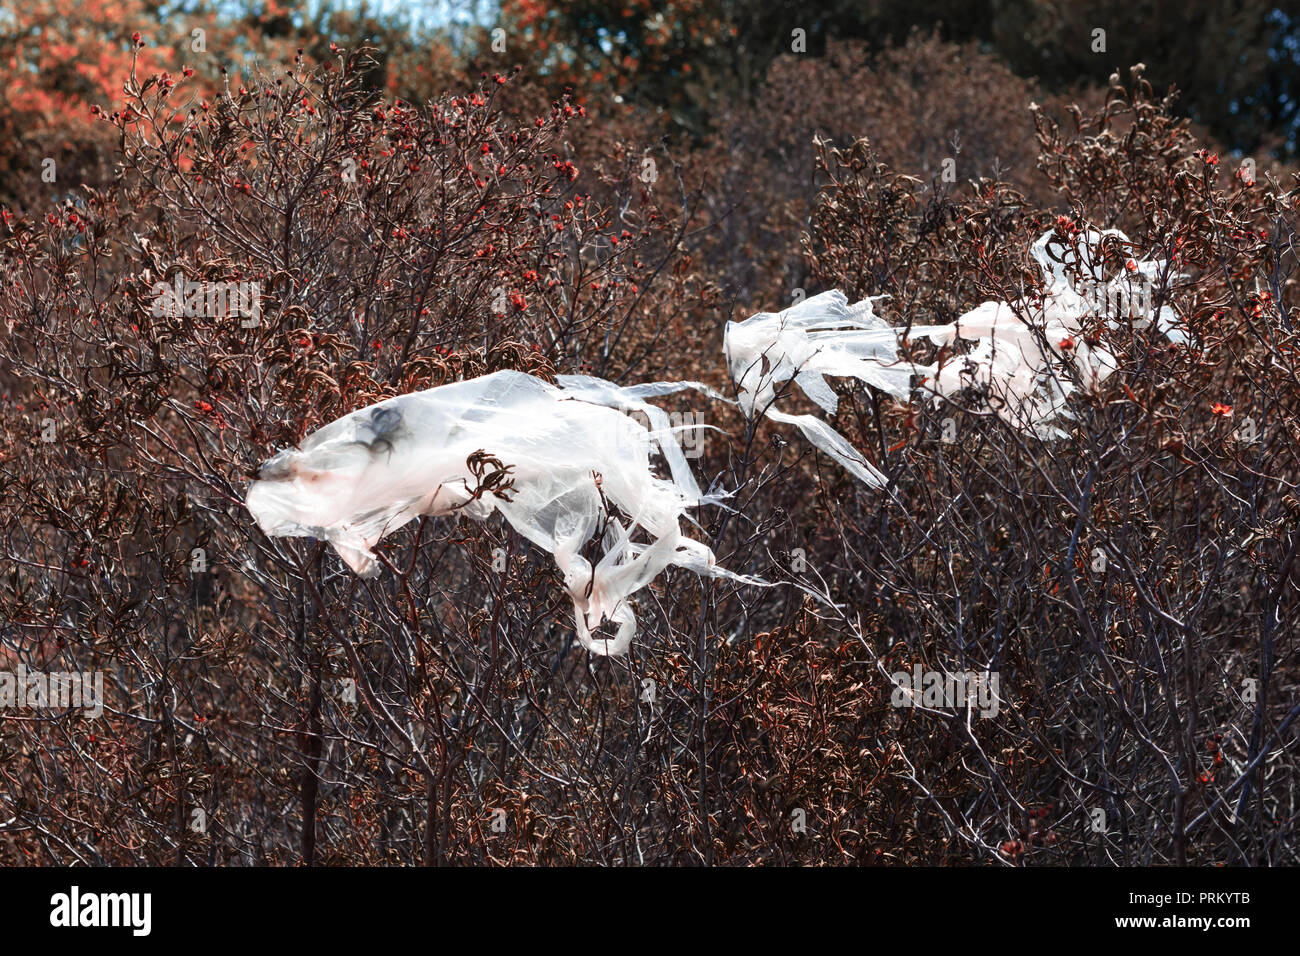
1 7 1297 865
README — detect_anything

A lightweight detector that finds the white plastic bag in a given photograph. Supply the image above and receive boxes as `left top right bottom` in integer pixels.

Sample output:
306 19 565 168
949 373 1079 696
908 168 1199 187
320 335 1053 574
722 229 1190 473
245 370 761 656
723 290 925 487
924 228 1187 437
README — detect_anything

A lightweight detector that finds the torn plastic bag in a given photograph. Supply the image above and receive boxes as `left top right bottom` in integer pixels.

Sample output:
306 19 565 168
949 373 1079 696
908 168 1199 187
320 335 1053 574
923 229 1183 437
554 373 733 507
723 290 931 487
925 303 1118 438
1030 227 1190 346
245 369 764 656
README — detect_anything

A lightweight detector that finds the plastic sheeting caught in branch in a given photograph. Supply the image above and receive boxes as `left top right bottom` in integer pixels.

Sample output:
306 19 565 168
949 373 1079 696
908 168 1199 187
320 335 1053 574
723 290 926 487
722 229 1192 477
245 370 762 656
923 228 1190 438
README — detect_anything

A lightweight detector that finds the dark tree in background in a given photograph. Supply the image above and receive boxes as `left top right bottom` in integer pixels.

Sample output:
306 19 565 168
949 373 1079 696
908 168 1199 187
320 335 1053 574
494 0 1300 155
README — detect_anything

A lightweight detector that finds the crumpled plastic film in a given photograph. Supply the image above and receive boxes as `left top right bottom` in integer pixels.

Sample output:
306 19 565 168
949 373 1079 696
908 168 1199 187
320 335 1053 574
722 229 1191 474
923 228 1189 438
723 289 927 487
555 373 733 507
245 369 764 656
